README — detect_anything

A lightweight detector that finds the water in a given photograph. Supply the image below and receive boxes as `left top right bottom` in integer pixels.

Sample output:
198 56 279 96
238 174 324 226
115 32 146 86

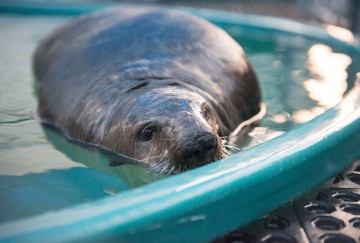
231 29 359 147
0 14 358 224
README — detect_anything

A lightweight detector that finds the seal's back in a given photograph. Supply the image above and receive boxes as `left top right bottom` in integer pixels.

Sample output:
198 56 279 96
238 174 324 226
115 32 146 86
34 7 261 134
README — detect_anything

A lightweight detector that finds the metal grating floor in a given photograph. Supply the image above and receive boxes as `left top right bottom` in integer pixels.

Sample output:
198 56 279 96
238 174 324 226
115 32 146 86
214 159 360 243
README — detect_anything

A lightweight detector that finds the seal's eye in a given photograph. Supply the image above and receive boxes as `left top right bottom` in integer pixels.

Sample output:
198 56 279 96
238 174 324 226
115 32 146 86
201 104 213 120
139 125 155 141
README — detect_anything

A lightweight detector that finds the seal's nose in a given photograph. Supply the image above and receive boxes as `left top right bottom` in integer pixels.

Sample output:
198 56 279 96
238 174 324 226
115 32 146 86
182 134 218 165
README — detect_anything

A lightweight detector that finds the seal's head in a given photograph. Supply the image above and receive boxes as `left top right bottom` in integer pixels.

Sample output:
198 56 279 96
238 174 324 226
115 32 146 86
101 85 226 174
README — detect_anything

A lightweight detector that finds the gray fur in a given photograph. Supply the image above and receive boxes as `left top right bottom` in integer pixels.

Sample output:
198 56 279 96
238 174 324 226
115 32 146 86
34 6 261 173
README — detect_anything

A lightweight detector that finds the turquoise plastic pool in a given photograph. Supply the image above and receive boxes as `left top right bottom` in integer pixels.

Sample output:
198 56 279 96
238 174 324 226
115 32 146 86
0 2 360 242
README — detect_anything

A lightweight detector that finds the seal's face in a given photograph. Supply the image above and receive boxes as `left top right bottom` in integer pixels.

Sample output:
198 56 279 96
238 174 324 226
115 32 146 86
104 86 225 174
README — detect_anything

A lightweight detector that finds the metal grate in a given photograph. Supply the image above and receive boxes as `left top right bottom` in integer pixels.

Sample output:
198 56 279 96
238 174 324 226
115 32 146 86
214 160 360 243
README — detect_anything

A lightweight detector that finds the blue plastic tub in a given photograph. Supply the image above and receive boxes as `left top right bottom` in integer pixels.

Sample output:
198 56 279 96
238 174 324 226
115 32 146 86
0 2 359 242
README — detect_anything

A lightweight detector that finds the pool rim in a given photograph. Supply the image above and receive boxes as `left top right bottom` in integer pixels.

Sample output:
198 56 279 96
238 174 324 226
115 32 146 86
0 2 360 242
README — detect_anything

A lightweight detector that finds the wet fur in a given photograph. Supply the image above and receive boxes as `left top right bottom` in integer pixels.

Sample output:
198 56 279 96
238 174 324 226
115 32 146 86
33 6 261 173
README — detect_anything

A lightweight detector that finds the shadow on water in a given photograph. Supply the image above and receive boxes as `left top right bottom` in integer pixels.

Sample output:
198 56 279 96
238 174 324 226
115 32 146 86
0 167 127 223
40 125 168 187
0 126 168 223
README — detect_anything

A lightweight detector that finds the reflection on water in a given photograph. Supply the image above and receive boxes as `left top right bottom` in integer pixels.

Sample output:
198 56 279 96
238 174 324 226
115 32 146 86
326 25 355 44
295 44 351 124
233 31 357 148
305 44 351 107
41 126 167 188
0 15 359 223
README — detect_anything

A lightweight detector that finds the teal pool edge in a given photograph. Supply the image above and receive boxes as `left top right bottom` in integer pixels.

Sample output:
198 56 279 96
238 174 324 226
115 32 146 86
0 2 360 242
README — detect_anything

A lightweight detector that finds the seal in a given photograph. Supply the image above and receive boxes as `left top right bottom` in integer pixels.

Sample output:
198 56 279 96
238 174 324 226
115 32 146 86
33 6 262 174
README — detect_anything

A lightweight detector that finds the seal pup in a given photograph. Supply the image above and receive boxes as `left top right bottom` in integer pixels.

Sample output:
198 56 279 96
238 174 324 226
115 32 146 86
33 6 262 174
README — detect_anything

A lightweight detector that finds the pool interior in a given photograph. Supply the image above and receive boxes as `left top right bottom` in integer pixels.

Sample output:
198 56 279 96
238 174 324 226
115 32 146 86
0 13 359 225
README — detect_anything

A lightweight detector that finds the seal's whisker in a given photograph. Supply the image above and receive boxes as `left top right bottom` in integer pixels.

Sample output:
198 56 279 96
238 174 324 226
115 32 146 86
147 155 172 174
224 140 240 148
219 136 229 140
160 163 170 174
120 109 134 133
156 161 165 173
140 155 163 162
223 142 238 148
162 163 172 174
148 164 161 174
171 165 178 174
225 146 235 153
224 144 241 151
167 165 174 174
222 147 233 156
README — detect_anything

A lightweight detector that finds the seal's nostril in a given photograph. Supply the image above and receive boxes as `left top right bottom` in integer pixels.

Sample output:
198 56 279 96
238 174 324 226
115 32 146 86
206 145 215 152
183 148 204 162
192 150 202 159
202 137 217 152
180 134 218 165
